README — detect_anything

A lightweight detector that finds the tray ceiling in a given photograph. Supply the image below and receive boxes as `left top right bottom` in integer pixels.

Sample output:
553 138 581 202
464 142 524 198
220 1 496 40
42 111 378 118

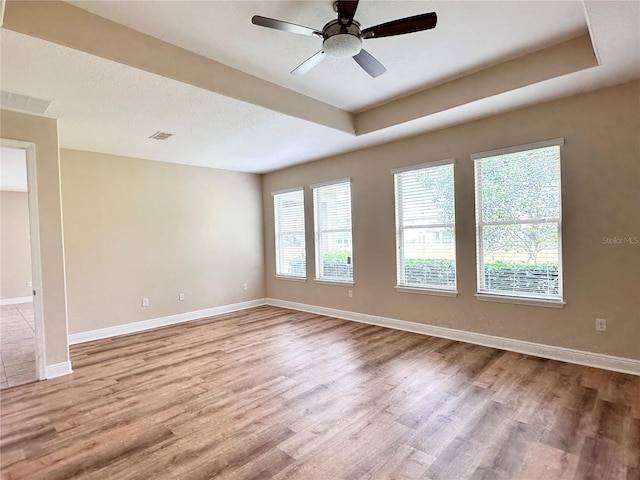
1 1 638 173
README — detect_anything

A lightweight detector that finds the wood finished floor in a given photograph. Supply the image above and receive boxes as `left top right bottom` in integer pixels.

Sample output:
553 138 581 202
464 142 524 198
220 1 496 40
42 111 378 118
1 306 638 480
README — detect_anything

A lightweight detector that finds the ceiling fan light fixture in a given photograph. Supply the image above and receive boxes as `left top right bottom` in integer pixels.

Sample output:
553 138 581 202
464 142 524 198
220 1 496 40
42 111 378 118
323 33 362 58
251 2 437 77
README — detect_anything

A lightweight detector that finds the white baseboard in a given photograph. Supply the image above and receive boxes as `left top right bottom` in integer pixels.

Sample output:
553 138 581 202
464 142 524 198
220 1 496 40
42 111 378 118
68 299 266 345
66 296 640 376
266 298 640 376
46 360 73 379
1 296 33 306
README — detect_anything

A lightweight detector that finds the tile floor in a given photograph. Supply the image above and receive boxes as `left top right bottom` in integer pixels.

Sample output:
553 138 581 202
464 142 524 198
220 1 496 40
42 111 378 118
0 302 37 389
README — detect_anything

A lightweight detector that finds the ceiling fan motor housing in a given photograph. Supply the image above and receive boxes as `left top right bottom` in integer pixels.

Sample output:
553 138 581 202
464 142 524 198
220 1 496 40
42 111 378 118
322 20 362 58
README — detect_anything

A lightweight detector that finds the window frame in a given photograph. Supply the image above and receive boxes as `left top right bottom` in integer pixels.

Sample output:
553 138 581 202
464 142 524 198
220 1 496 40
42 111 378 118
471 138 565 307
272 187 306 280
392 159 458 295
311 178 354 285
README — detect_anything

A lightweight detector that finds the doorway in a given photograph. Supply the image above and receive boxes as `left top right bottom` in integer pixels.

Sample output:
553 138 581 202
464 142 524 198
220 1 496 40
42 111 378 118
0 141 45 388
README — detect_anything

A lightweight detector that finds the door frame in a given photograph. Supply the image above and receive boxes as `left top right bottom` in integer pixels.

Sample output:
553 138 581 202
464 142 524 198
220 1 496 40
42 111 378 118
1 138 46 380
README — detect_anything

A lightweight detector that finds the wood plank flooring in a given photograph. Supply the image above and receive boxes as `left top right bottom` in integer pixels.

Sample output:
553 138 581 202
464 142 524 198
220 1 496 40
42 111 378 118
1 305 638 479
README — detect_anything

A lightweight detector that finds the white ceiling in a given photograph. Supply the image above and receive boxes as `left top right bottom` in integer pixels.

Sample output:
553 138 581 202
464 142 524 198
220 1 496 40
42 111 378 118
0 1 639 173
0 147 27 192
66 0 588 112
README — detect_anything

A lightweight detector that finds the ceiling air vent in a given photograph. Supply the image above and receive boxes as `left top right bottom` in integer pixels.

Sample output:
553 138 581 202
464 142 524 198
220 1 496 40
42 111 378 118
1 91 52 115
149 131 174 141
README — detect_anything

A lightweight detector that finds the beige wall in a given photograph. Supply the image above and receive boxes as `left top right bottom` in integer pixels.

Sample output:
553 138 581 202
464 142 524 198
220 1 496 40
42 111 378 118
262 81 640 361
0 192 31 300
60 149 264 334
0 191 32 299
1 110 69 366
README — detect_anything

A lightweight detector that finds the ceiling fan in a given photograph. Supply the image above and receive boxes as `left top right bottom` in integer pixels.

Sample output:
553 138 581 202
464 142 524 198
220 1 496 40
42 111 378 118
251 1 437 78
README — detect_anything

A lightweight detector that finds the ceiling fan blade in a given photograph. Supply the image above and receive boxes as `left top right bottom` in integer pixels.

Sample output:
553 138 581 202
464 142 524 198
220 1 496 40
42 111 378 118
353 49 386 78
291 51 326 75
361 12 437 39
337 0 359 26
251 15 322 37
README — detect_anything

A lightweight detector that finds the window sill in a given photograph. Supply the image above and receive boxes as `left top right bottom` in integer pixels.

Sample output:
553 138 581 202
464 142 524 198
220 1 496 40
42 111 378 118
314 279 355 287
475 293 565 308
395 286 458 297
274 275 307 282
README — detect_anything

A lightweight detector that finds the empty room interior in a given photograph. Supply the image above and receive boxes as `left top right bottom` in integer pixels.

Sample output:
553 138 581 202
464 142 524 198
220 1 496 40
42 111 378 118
0 1 639 479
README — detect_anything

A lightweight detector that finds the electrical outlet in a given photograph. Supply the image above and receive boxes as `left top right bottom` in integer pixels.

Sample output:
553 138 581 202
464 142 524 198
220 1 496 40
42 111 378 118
27 281 32 287
179 293 185 301
348 290 353 298
142 297 149 307
243 283 248 291
595 318 607 332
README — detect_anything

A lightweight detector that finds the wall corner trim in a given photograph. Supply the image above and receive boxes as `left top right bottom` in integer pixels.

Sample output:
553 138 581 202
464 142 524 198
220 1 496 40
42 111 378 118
265 298 640 376
68 299 266 345
45 360 73 379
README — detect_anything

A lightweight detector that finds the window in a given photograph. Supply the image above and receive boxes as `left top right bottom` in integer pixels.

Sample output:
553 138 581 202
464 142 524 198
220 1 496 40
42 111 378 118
273 188 306 278
312 179 353 283
393 160 456 292
473 139 563 302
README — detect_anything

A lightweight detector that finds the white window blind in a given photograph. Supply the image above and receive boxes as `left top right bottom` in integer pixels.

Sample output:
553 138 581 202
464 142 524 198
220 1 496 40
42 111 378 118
393 161 456 290
473 140 563 300
273 189 306 278
313 180 353 282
